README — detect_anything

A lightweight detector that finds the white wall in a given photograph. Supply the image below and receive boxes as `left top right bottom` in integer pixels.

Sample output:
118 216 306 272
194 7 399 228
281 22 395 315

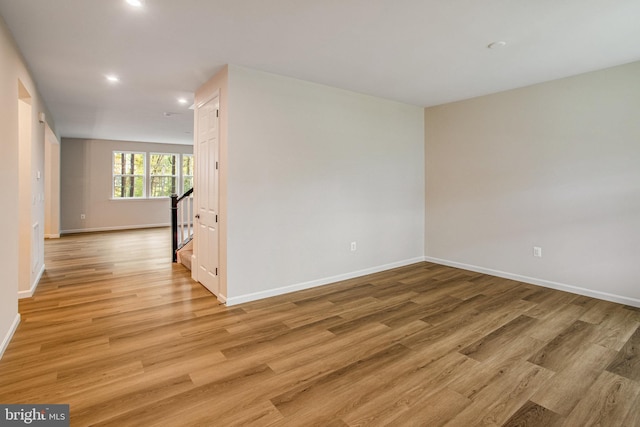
425 61 640 306
60 138 193 233
0 15 55 355
225 66 425 304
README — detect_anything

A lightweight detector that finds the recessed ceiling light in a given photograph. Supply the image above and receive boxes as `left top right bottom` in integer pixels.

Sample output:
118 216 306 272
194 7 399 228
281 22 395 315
178 98 188 105
125 0 144 7
487 41 507 49
106 75 120 83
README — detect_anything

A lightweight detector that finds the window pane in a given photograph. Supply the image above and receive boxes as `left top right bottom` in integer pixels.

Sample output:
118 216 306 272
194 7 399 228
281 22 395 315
183 176 193 192
150 154 177 176
133 154 145 175
113 154 123 175
182 155 194 176
113 152 145 175
149 153 179 197
182 154 194 193
113 151 145 198
150 176 176 197
113 176 144 198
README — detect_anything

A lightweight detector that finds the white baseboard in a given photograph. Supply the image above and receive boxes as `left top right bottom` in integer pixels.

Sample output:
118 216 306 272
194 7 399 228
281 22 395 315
19 264 45 299
424 256 640 308
0 313 21 360
61 223 170 234
225 257 425 306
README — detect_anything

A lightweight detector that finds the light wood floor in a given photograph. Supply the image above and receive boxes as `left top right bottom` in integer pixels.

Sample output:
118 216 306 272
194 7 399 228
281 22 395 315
1 228 639 426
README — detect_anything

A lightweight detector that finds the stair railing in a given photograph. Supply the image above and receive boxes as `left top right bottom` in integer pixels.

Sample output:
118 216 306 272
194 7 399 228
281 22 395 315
171 188 194 262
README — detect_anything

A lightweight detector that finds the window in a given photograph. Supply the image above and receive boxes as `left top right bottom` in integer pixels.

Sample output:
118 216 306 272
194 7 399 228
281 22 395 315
111 151 193 199
113 152 145 198
182 154 194 193
149 153 177 197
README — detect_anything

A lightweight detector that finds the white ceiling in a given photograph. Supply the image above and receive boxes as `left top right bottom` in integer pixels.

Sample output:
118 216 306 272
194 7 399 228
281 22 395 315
1 0 640 145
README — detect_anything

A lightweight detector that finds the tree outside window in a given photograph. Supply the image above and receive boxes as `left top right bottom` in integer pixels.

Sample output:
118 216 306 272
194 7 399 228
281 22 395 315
150 153 177 197
182 154 194 193
113 152 145 198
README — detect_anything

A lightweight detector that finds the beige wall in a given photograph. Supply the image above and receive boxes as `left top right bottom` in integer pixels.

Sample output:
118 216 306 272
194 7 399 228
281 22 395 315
425 61 640 306
224 65 425 304
0 15 56 355
60 138 193 233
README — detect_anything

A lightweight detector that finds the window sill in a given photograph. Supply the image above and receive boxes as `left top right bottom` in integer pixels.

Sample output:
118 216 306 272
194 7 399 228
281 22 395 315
109 197 172 201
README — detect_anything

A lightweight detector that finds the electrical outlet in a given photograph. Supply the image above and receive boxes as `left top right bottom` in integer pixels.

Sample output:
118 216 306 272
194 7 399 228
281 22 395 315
350 242 357 252
533 246 542 258
80 214 86 220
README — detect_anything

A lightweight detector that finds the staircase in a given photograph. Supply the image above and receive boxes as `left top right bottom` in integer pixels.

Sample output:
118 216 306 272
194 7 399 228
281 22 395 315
171 188 194 270
177 240 193 271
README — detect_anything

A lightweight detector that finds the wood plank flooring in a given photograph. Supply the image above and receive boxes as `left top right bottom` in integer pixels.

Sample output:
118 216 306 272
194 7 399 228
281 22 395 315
1 228 639 426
